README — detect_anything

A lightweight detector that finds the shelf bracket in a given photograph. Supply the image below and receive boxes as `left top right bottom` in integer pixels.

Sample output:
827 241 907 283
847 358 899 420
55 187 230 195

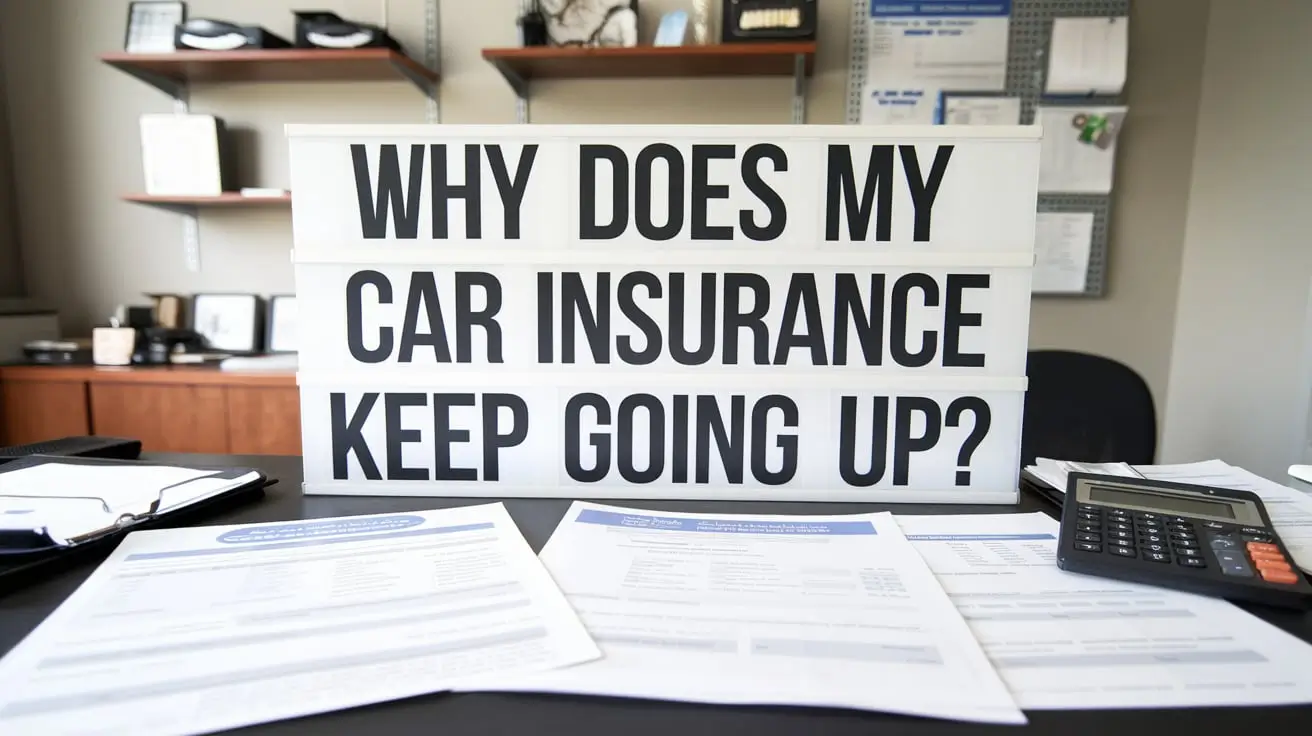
791 53 808 124
139 199 201 272
516 91 530 125
423 0 441 123
106 61 188 102
389 60 440 110
168 88 199 270
488 59 531 124
182 210 201 272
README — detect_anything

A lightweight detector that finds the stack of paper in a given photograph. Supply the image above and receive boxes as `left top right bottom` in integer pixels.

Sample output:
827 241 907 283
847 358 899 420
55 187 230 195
1024 458 1312 571
1024 456 1141 490
6 484 1312 733
470 503 1026 725
900 512 1312 709
458 503 1312 717
0 504 598 735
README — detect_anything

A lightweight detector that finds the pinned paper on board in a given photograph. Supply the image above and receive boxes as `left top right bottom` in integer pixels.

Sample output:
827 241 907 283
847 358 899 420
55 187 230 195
860 1 1010 125
864 2 1010 92
1036 106 1126 193
1032 212 1094 294
1045 16 1128 95
862 87 937 125
941 95 1022 126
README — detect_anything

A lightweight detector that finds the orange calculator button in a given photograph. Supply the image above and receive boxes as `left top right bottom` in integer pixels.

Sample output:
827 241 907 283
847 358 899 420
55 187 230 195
1255 558 1294 573
1247 542 1280 555
1259 568 1299 585
1250 551 1287 563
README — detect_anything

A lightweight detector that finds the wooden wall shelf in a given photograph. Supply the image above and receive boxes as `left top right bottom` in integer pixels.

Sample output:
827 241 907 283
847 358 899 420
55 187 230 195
122 193 291 214
100 48 438 100
482 42 816 82
481 42 815 124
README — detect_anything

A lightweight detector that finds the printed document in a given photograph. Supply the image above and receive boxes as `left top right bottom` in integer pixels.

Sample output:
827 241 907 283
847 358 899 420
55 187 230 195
1036 105 1127 193
473 502 1025 725
942 95 1022 126
865 2 1010 91
861 1 1009 125
1033 212 1095 293
1045 17 1129 95
899 512 1312 709
0 504 599 736
1136 461 1312 572
862 86 938 125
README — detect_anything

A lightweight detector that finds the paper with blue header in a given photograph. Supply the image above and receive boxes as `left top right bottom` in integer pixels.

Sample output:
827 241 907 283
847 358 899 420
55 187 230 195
0 503 599 736
898 512 1312 709
466 501 1025 724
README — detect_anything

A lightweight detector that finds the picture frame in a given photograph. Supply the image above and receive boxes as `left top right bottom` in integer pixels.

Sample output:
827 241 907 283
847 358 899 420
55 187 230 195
192 293 264 354
266 295 298 353
124 1 187 53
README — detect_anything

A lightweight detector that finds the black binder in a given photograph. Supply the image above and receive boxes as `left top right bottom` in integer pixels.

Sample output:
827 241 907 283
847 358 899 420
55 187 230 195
0 456 271 596
1020 468 1066 510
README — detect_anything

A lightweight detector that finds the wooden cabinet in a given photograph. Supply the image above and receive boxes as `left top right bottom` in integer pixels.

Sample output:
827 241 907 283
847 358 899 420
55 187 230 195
0 365 300 454
90 383 231 453
0 376 90 444
227 386 302 455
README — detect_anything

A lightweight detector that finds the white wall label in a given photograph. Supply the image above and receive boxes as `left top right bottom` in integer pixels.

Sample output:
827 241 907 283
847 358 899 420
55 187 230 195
288 124 1041 502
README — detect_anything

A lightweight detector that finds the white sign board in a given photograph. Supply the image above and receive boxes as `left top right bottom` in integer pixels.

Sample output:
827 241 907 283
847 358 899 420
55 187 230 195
288 125 1041 503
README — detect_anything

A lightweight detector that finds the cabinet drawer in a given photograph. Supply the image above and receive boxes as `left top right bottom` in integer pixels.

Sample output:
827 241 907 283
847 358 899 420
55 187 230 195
0 379 90 444
227 386 302 455
90 383 229 453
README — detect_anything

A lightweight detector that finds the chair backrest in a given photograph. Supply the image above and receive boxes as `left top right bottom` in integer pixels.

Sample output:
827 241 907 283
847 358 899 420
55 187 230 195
1020 350 1157 467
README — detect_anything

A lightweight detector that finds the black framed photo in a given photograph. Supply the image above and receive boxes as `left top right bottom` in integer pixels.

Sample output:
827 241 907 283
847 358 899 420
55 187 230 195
192 293 264 354
266 295 298 353
125 1 186 53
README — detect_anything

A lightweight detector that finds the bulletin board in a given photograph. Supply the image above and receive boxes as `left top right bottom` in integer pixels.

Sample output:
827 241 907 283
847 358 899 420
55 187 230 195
845 0 1130 297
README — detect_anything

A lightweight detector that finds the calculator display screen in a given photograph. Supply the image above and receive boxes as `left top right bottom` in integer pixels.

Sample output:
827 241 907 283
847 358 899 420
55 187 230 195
1089 486 1237 518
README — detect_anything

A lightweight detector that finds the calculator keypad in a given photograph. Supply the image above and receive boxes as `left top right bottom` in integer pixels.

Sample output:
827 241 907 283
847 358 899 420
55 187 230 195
1073 503 1301 586
1201 527 1298 582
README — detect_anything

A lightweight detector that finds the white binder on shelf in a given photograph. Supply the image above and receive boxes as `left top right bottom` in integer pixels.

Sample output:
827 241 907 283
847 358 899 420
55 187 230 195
139 114 231 196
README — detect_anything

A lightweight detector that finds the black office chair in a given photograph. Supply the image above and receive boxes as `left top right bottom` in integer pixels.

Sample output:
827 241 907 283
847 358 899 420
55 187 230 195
1020 350 1157 467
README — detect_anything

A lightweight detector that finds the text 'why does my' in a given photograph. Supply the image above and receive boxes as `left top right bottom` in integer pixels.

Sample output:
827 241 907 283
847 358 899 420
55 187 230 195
349 142 955 242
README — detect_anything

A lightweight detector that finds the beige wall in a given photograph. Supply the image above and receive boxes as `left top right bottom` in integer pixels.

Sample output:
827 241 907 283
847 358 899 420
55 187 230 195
1159 0 1312 480
1027 0 1209 423
1 0 1204 419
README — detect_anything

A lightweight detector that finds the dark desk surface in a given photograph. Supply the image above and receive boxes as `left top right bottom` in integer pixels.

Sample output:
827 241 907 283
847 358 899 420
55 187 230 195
3 453 1312 735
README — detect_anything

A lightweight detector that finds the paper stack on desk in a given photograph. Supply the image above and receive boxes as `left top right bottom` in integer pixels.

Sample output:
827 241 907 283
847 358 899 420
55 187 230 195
900 512 1312 709
468 503 1027 725
0 503 599 736
460 503 1312 718
7 491 1312 735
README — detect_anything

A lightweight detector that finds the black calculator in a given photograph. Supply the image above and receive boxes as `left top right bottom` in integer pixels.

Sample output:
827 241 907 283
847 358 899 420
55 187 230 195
1057 472 1312 609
